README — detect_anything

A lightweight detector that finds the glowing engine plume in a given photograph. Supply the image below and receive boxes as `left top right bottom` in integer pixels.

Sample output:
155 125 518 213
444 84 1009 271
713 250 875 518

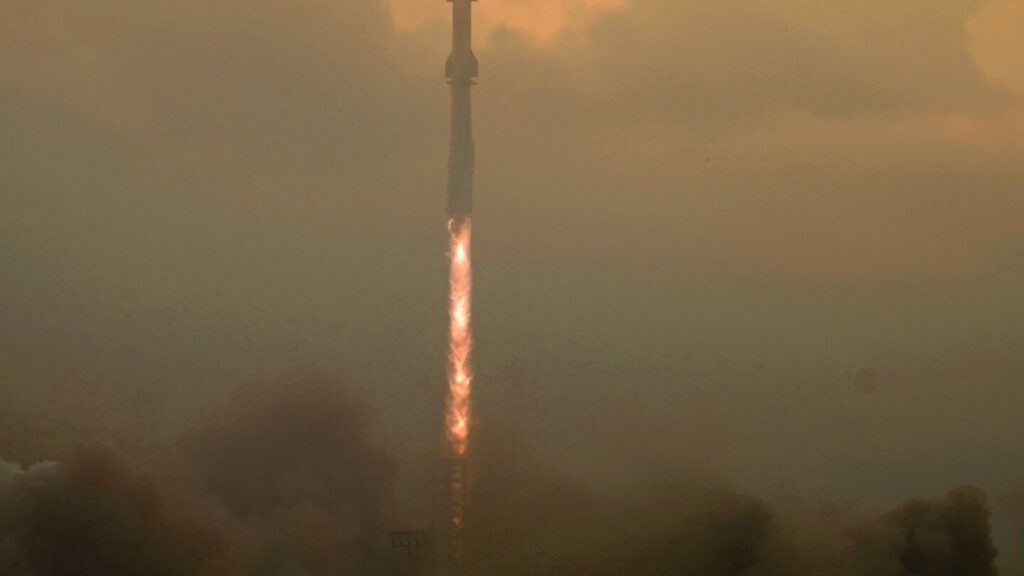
446 219 473 456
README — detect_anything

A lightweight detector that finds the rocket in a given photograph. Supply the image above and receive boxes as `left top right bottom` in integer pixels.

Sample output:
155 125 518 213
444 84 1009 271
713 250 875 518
446 0 479 84
446 0 478 223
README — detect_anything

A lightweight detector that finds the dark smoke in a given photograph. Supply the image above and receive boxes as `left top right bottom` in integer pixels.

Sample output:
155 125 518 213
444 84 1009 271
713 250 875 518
181 371 395 576
462 414 1000 576
464 420 599 574
0 372 398 576
0 372 1005 575
849 487 1000 576
1007 485 1024 532
0 448 230 576
1001 485 1024 572
615 486 787 575
466 451 795 576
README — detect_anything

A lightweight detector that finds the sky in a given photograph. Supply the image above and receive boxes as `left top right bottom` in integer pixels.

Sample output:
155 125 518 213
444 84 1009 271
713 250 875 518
1 0 1023 571
388 0 628 42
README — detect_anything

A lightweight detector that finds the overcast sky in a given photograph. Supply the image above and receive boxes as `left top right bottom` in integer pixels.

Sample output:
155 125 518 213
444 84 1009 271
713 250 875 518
2 0 1023 568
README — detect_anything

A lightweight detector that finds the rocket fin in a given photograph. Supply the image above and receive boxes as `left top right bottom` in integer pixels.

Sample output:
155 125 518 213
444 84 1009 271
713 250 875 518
446 51 479 80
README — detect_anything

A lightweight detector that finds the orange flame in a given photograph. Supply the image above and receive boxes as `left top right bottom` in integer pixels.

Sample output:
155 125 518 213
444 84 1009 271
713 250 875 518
446 218 473 456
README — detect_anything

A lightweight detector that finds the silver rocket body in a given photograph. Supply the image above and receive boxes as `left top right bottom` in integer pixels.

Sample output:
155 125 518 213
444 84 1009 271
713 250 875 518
446 0 478 224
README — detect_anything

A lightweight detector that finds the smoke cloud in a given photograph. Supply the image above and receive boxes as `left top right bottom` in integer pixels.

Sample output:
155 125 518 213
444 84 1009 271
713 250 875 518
0 449 229 576
0 373 399 576
845 487 998 576
461 419 1001 576
0 372 1008 575
1010 485 1024 531
181 371 396 575
2 0 1022 572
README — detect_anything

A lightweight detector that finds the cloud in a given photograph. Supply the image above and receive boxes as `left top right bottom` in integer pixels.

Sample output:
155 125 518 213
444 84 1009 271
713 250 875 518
389 0 628 43
0 1 1022 570
1010 484 1024 529
484 0 1012 131
2 0 1021 292
969 0 1024 92
470 0 1024 284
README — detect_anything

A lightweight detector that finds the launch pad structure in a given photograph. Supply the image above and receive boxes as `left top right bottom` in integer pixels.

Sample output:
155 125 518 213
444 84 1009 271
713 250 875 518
391 456 468 575
433 456 469 571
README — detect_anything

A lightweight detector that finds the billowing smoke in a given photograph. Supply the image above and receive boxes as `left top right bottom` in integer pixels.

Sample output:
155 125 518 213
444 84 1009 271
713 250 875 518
462 419 1001 576
0 449 229 576
180 371 395 576
0 372 396 576
464 424 794 575
0 457 57 488
1007 485 1024 532
1002 485 1024 572
0 372 1006 575
848 487 999 576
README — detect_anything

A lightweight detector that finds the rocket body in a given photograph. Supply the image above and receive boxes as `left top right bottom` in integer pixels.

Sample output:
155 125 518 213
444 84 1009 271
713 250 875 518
446 0 477 223
438 2 477 567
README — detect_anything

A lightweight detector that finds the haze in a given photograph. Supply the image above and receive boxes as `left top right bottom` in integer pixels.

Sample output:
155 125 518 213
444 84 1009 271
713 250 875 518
2 0 1022 572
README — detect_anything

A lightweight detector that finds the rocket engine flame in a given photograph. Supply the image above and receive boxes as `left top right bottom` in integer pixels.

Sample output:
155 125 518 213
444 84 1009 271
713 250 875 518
446 218 473 457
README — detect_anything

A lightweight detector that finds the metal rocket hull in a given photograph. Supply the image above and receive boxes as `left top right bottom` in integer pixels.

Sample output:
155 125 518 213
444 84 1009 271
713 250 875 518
446 0 477 224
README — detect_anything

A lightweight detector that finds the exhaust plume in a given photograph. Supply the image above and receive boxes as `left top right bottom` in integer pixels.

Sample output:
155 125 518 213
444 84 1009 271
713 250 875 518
446 219 473 457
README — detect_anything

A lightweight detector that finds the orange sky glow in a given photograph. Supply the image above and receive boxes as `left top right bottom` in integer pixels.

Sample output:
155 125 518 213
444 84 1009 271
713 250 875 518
969 0 1024 91
387 0 1023 97
387 0 627 43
